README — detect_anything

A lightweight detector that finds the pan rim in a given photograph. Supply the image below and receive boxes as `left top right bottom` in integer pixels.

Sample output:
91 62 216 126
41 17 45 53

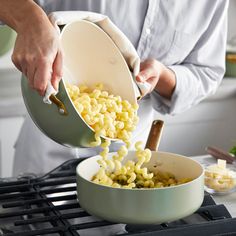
76 150 204 191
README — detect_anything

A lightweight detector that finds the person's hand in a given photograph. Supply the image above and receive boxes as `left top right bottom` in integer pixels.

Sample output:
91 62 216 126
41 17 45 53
136 59 164 95
136 59 176 99
11 11 63 96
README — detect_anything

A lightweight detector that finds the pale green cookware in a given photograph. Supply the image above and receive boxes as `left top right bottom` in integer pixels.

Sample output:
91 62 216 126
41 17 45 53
76 151 204 224
0 26 16 56
21 20 139 147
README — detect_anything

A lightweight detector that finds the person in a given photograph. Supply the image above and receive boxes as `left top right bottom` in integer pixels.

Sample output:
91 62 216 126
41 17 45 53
0 0 228 175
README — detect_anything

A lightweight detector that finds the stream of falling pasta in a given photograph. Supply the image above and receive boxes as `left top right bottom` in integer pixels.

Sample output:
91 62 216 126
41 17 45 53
66 82 191 188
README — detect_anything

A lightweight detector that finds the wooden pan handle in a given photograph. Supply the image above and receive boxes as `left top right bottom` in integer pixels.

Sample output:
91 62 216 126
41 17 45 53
206 146 235 164
145 120 164 151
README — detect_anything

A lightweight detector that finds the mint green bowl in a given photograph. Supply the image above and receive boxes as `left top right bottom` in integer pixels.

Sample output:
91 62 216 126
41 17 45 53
21 75 99 147
76 151 204 224
21 20 139 148
0 26 16 56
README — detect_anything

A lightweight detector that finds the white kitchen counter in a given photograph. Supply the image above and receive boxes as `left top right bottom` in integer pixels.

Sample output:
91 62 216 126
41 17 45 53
193 155 236 217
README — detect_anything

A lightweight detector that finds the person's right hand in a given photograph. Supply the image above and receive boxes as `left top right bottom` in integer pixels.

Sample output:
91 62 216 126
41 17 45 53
11 14 63 96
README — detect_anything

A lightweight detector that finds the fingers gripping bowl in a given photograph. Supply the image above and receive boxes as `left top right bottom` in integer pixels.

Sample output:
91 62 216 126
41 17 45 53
76 151 204 224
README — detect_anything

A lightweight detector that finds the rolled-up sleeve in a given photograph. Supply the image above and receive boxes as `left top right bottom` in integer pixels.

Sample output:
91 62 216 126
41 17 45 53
151 0 228 115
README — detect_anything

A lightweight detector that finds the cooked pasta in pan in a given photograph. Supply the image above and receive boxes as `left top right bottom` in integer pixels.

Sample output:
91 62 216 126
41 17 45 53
66 82 192 189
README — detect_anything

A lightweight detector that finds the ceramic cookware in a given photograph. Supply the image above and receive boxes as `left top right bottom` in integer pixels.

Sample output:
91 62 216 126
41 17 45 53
21 20 139 147
76 120 204 224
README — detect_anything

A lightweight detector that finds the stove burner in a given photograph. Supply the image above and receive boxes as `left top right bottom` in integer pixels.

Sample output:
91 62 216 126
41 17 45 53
0 159 236 236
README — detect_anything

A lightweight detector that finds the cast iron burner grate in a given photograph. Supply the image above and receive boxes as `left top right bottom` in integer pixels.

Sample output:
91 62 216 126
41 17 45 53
0 159 236 236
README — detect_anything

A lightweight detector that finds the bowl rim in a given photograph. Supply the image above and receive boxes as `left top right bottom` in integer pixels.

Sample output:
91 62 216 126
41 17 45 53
76 150 205 191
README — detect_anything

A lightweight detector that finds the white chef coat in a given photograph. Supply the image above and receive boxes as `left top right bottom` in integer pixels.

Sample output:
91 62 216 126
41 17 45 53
13 0 228 175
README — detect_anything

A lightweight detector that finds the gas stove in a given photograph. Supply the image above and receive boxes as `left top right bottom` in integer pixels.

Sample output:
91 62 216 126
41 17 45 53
1 158 236 236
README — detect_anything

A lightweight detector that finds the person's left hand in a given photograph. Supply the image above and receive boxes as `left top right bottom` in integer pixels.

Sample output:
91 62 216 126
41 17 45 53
136 58 176 99
136 59 164 96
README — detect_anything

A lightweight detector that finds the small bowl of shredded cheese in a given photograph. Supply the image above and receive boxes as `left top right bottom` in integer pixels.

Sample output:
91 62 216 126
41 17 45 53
204 159 236 195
